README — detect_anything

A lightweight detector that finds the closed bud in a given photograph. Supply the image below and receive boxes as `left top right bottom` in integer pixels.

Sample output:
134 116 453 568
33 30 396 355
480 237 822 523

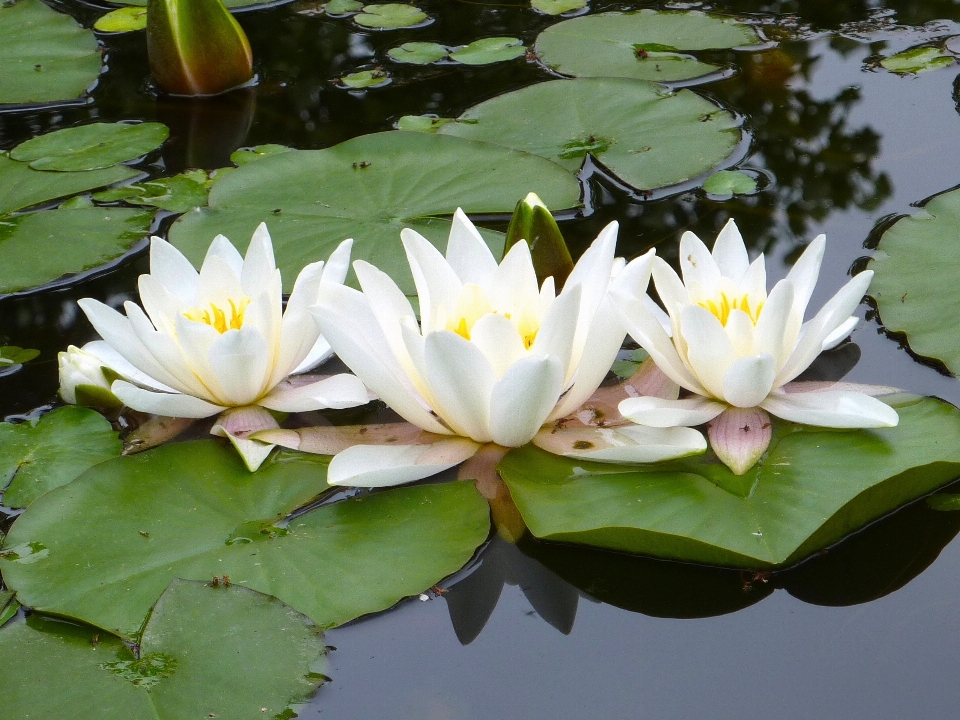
504 192 575 288
58 345 122 411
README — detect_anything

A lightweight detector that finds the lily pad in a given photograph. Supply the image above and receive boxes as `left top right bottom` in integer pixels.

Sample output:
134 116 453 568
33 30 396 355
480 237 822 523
0 591 18 627
879 46 954 74
534 10 762 83
230 144 294 166
109 0 279 7
0 206 153 294
1 0 102 106
396 115 455 132
0 580 326 720
0 406 121 510
702 169 758 195
93 7 148 34
168 131 580 294
497 396 960 569
11 123 169 172
0 346 40 368
449 37 526 65
388 41 449 65
0 154 139 216
1 440 489 639
92 170 215 213
438 77 741 193
353 3 429 29
326 0 364 13
870 187 960 374
531 0 588 16
337 69 392 89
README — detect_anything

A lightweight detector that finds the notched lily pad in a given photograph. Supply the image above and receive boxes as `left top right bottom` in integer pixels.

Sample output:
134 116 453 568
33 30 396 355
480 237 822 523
11 123 169 172
388 41 449 65
0 580 327 720
498 396 960 568
449 37 526 65
94 7 148 34
879 46 954 74
353 3 429 29
336 68 392 89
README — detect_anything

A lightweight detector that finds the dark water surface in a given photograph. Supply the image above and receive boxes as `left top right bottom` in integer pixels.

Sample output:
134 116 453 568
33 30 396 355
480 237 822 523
4 0 960 717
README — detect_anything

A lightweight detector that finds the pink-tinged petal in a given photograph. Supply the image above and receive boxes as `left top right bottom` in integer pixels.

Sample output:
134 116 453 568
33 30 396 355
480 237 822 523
400 227 462 333
82 340 174 392
785 234 825 320
252 421 430 454
111 380 226 418
712 219 749 282
619 395 726 427
240 223 278 298
148 237 199 306
259 373 370 412
680 304 736 398
679 230 721 291
760 389 899 428
469 313 526 378
625 357 681 401
321 238 353 285
445 208 498 286
327 440 481 488
488 355 565 447
721 353 776 408
533 425 706 463
707 406 772 476
753 279 795 365
423 331 496 441
210 405 280 472
822 316 858 351
781 380 900 396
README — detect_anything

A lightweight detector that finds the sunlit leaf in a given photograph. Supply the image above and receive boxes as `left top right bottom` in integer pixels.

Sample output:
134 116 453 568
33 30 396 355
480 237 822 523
388 41 449 65
110 0 277 9
1 440 489 639
449 37 526 65
396 115 455 132
531 0 587 16
353 3 429 28
498 396 960 568
0 346 40 368
11 123 169 172
702 169 759 196
879 46 954 74
230 144 294 166
92 170 215 213
0 580 326 720
94 7 148 34
326 0 364 13
337 69 392 89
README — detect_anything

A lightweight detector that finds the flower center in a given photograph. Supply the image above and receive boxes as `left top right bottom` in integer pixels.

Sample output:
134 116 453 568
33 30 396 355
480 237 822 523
183 297 251 334
444 284 540 350
699 291 763 326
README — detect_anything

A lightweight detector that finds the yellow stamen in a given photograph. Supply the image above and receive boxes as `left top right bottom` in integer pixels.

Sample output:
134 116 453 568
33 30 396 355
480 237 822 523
184 297 251 334
698 291 763 326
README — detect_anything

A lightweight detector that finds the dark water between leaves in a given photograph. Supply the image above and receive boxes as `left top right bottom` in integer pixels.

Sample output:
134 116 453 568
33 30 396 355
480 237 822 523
4 0 960 717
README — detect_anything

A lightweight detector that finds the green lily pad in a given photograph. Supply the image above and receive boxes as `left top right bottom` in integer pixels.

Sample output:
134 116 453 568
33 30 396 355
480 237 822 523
879 46 954 74
535 10 761 82
168 131 580 294
0 580 325 720
0 346 40 368
109 0 278 7
396 115 455 132
1 440 489 639
498 396 960 569
438 77 741 193
230 144 294 166
450 37 526 65
0 154 140 216
870 187 960 374
702 169 758 195
0 591 19 627
0 206 153 294
0 407 120 510
93 7 148 34
353 3 429 29
388 41 449 65
11 123 169 172
531 0 587 16
1 0 102 106
326 0 364 13
337 69 392 89
93 170 216 213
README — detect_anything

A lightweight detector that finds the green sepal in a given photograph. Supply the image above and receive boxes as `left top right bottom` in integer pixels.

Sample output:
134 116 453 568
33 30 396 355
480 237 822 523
504 192 575 287
74 384 125 415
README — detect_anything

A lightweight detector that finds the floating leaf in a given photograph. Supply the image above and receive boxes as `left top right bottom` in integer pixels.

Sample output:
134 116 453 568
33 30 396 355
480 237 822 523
0 206 152 294
353 3 429 29
169 131 580 294
449 37 526 65
11 123 169 172
0 407 121 510
0 580 326 719
1 440 489 639
498 396 960 568
396 115 454 132
388 41 449 65
337 69 392 89
927 494 960 511
1 0 102 105
230 144 294 166
531 0 587 16
94 7 148 33
702 169 758 196
0 346 40 368
535 10 761 82
0 154 140 217
871 187 960 374
92 170 214 213
0 591 18 627
879 46 954 74
610 349 649 379
110 0 277 10
326 0 364 13
438 77 741 192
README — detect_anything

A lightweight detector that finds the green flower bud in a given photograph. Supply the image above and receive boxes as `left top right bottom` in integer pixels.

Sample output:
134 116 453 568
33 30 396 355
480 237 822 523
504 192 574 287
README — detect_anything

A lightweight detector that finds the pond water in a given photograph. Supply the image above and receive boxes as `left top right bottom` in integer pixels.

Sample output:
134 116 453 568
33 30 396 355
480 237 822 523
4 0 960 717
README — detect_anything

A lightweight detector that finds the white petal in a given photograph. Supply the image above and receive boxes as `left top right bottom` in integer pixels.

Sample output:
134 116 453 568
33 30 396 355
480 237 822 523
173 313 230 401
534 425 706 463
445 209 499 286
202 234 244 276
563 220 618 320
197 254 243 307
760 389 899 428
822 316 858 351
488 355 565 447
240 223 278 298
274 261 326 382
722 353 776 408
650 257 688 316
327 440 480 488
138 274 183 338
207 326 272 405
680 304 736 399
320 238 353 285
530 282 580 384
149 237 199 306
491 238 540 312
723 309 755 358
712 219 749 282
468 313 526 378
644 296 673 335
259 374 370 412
610 249 656 299
81 340 174 392
785 234 825 321
741 254 767 303
619 395 726 427
423 331 496 442
400 228 462 333
753 279 795 365
354 260 419 374
707 406 772 475
291 337 333 374
112 380 226 418
679 230 721 292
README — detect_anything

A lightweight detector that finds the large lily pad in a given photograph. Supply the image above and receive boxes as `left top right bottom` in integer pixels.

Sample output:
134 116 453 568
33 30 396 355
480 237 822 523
0 406 121 510
168 131 579 294
11 123 169 172
497 396 960 569
534 10 761 83
110 0 278 7
0 580 325 720
437 77 741 193
1 440 489 639
0 154 139 216
1 0 102 106
871 187 960 374
0 206 153 294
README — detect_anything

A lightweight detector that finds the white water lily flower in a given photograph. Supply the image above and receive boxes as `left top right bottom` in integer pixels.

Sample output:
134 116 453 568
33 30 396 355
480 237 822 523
75 224 371 468
613 219 898 474
308 210 706 487
58 345 116 405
